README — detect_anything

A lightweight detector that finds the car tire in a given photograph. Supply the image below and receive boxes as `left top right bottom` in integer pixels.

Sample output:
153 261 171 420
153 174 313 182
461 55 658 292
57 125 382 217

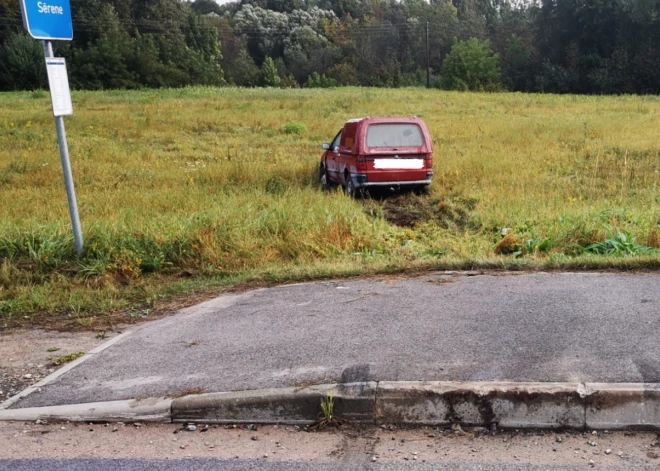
345 175 358 198
320 166 330 191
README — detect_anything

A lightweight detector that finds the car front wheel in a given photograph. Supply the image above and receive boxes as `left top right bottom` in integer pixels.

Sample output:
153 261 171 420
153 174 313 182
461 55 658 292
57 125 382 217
320 166 330 191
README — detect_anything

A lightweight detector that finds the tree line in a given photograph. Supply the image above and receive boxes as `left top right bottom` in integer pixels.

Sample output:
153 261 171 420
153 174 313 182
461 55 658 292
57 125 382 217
1 0 660 94
0 0 224 90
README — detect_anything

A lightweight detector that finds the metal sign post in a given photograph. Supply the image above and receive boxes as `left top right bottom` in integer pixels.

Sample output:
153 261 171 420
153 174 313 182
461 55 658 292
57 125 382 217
43 41 83 256
19 0 82 255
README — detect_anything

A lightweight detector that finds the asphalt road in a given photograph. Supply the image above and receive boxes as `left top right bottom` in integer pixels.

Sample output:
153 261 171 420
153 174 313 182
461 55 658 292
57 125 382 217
11 272 660 408
0 459 655 471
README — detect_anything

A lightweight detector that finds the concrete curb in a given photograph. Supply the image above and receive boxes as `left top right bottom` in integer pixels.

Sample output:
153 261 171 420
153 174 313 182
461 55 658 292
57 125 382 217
172 382 376 425
1 381 659 430
375 381 587 429
586 383 660 430
0 397 171 422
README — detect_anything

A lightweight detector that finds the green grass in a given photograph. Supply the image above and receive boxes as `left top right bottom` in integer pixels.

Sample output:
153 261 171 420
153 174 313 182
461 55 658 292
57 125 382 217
1 87 660 330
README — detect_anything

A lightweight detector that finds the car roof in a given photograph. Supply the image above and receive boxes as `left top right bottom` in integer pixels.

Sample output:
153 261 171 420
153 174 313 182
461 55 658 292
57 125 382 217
347 117 424 124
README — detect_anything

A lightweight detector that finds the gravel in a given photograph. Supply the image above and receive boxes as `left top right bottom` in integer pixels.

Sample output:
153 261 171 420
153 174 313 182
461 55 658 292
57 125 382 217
0 329 109 406
0 367 50 402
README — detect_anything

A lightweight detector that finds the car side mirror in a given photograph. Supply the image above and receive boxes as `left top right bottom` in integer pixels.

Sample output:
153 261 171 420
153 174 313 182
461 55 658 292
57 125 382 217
322 144 330 150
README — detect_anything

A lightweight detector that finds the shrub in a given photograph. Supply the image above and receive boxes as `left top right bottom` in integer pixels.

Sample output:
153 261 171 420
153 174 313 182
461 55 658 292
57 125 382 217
279 74 298 88
281 122 306 134
441 38 501 92
265 176 287 195
306 72 337 88
586 230 655 256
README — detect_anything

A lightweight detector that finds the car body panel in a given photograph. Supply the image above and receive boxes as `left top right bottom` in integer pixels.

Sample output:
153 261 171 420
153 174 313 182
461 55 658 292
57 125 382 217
323 129 342 182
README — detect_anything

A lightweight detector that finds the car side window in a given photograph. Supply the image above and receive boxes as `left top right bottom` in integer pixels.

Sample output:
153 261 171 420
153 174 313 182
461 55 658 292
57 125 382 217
331 131 342 150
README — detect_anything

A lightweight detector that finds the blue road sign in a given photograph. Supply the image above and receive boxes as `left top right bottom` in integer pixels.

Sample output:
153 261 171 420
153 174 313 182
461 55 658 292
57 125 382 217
19 0 73 41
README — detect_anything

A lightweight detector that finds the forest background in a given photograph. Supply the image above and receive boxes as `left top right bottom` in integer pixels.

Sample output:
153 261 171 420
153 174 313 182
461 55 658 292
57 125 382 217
1 0 659 95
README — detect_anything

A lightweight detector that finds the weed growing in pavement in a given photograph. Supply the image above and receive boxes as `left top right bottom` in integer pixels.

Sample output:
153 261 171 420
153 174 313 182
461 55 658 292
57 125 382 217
321 395 334 421
311 395 347 430
48 351 85 367
2 88 660 329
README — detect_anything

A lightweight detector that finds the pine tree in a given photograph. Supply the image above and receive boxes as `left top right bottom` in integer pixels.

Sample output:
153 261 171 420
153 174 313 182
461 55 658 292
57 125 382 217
260 57 281 87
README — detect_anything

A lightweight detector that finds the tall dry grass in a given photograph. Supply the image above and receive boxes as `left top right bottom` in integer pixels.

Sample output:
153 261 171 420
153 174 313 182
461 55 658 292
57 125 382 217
1 87 660 328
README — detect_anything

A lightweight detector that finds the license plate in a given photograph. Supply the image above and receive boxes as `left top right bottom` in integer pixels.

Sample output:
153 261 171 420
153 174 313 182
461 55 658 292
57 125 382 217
373 159 424 170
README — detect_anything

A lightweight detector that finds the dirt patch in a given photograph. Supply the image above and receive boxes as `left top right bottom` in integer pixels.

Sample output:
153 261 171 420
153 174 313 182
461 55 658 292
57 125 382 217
0 329 111 405
363 194 478 230
0 422 657 467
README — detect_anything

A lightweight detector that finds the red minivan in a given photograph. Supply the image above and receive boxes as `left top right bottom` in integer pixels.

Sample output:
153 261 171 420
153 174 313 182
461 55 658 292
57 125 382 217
320 117 433 196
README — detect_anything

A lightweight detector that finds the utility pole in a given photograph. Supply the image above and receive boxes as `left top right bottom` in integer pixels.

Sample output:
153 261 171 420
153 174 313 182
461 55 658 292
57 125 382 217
425 21 430 88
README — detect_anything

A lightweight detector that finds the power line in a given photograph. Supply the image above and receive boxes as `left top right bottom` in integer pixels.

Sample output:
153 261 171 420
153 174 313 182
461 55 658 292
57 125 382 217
0 12 450 45
0 14 442 31
0 20 442 42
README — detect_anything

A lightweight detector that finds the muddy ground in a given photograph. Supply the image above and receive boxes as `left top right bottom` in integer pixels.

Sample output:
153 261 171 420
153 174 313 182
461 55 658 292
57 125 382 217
362 193 478 230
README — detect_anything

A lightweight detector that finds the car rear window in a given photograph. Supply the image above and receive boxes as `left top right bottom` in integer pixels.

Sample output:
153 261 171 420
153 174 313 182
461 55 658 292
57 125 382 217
366 124 424 148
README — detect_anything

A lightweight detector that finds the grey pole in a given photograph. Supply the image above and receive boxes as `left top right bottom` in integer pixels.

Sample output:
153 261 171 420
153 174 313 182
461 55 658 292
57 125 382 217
426 21 430 89
43 40 84 256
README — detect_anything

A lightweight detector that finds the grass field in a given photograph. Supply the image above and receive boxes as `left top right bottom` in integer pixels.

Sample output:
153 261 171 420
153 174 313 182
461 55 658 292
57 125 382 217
2 87 660 331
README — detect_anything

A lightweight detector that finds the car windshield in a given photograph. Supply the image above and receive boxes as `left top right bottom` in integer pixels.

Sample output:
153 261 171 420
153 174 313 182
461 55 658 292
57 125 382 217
366 124 424 148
